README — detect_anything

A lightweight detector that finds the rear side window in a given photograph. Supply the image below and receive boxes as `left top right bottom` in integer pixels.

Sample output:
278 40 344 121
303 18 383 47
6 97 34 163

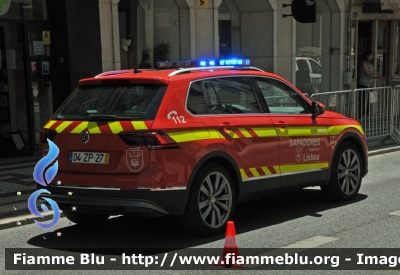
54 84 166 120
186 82 207 115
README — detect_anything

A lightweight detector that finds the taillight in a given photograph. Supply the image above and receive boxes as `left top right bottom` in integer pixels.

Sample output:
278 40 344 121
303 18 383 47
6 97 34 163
119 132 180 150
40 129 57 143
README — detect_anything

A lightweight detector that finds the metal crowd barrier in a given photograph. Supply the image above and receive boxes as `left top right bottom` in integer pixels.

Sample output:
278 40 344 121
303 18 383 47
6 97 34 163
353 87 392 141
392 85 400 143
373 77 400 89
311 86 400 144
297 77 321 95
310 90 354 118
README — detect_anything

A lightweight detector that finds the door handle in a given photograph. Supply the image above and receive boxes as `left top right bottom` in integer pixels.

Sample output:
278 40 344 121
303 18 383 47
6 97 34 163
275 121 287 131
219 122 235 130
219 122 235 126
218 123 236 135
275 121 287 126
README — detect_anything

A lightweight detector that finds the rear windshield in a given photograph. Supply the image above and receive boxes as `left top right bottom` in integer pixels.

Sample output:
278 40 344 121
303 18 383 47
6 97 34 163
54 84 166 120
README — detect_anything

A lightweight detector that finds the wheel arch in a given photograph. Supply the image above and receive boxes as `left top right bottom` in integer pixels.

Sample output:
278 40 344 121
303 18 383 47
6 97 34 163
326 132 367 184
181 151 241 213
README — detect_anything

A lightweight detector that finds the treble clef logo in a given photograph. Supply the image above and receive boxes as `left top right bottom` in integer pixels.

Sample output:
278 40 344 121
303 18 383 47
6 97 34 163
28 139 61 230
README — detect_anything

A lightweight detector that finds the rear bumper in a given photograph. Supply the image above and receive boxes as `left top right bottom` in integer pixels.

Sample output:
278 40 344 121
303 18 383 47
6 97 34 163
38 185 187 216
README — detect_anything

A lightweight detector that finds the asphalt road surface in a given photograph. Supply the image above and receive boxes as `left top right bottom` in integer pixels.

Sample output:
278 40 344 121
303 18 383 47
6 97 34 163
1 151 400 274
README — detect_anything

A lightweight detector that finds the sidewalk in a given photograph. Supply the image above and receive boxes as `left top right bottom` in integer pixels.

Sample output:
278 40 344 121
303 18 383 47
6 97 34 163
0 153 40 220
0 138 399 228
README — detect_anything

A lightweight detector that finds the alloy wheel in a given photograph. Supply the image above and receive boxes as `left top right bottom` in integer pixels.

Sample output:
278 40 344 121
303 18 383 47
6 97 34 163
198 171 233 228
337 148 361 195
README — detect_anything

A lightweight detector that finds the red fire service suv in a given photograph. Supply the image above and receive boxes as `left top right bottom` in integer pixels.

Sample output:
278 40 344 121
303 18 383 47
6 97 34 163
39 59 368 236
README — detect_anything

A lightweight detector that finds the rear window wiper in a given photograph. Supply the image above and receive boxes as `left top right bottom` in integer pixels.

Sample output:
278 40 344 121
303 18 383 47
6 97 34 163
86 114 132 121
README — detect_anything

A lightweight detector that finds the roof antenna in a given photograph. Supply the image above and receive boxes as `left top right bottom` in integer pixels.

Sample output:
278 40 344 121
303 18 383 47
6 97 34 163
134 66 142 73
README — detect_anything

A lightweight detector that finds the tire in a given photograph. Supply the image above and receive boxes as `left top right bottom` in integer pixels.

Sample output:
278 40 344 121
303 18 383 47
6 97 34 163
179 163 236 236
321 142 363 201
62 208 110 225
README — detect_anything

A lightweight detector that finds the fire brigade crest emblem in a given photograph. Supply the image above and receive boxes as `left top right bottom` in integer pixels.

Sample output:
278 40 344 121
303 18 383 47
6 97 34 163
126 150 144 172
295 147 302 161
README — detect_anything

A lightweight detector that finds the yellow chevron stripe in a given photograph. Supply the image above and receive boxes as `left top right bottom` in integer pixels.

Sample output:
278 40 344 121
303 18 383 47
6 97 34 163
240 165 280 179
280 162 329 173
226 129 239 138
87 122 101 134
132 121 148 130
69 121 149 134
71 122 88 133
108 121 123 134
44 120 57 129
55 121 73 133
240 169 248 179
249 168 260 177
261 166 271 175
239 128 252 138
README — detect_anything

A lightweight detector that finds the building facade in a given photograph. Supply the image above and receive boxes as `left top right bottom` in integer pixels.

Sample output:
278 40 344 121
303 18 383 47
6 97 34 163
0 0 102 156
0 0 399 157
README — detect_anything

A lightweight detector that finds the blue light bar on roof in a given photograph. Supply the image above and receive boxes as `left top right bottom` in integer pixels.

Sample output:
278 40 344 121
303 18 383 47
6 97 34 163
199 60 217 66
156 58 250 70
157 60 197 70
218 58 250 66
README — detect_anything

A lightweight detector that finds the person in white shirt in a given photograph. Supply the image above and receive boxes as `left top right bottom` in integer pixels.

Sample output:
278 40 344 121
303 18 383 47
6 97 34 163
357 50 376 119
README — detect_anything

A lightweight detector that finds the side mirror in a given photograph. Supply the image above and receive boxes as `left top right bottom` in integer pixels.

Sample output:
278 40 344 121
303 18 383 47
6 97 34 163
311 101 324 117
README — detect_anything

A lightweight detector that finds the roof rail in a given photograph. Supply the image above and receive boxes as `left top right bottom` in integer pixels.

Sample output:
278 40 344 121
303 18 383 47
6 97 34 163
95 70 134 78
168 66 264 76
95 69 156 78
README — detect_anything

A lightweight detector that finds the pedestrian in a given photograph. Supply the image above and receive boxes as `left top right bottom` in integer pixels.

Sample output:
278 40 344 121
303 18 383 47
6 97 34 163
357 50 376 119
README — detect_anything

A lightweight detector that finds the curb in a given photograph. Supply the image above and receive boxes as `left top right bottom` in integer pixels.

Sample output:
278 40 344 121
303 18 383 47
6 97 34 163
368 146 400 156
0 211 65 231
0 146 399 231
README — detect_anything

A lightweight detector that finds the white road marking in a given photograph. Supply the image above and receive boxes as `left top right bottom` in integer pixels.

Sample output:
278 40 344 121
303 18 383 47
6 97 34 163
279 236 339 249
0 162 36 170
0 176 14 180
247 236 339 267
389 210 400 216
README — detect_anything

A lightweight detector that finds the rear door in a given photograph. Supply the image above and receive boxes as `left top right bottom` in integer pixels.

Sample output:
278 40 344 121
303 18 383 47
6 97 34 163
252 76 330 188
203 76 281 196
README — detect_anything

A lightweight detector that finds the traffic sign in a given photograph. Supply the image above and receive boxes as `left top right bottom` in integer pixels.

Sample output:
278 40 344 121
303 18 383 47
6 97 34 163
42 31 51 45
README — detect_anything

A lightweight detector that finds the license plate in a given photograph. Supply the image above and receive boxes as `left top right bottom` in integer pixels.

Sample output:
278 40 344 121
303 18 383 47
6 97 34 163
69 152 110 164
